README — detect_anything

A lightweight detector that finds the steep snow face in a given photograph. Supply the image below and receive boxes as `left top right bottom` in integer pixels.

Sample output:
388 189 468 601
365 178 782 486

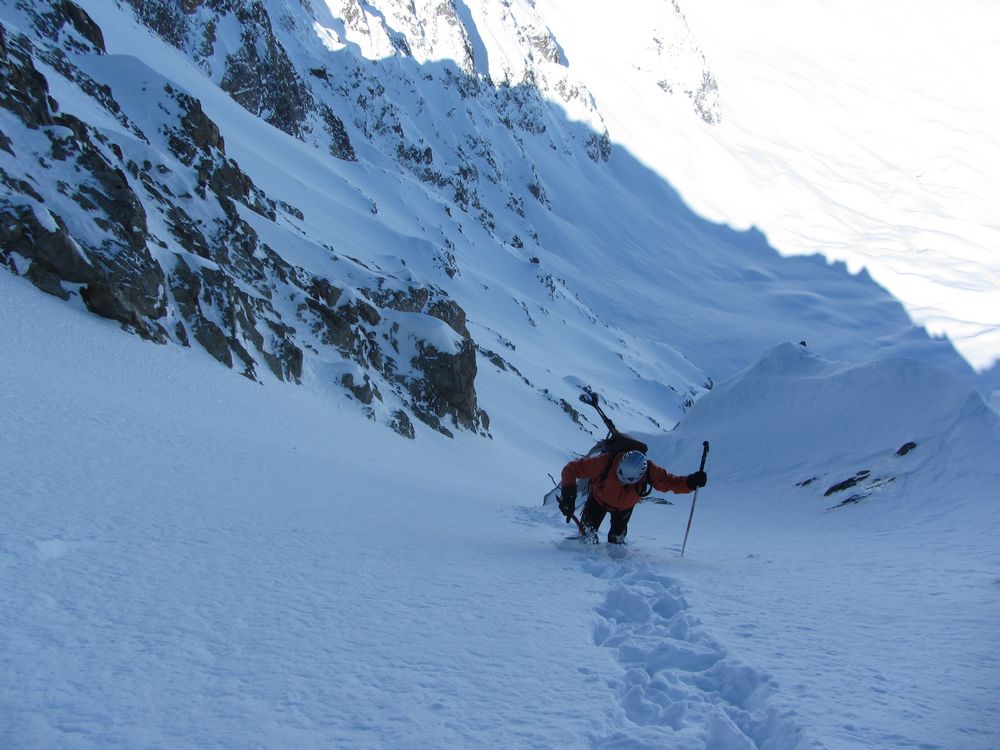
535 0 720 125
3 3 999 747
537 0 1000 384
4 266 999 750
2 0 992 452
662 343 1000 494
641 342 1000 750
330 0 475 72
322 0 610 138
0 7 488 441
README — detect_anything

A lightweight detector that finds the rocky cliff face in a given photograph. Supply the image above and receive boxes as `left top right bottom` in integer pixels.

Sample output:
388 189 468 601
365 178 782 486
123 0 358 159
0 0 500 437
0 0 720 438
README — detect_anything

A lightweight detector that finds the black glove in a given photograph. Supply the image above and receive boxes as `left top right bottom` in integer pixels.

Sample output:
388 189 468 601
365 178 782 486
686 471 708 490
558 484 577 520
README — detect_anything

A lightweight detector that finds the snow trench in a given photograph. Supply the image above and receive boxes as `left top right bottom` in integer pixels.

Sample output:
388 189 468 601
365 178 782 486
569 548 814 750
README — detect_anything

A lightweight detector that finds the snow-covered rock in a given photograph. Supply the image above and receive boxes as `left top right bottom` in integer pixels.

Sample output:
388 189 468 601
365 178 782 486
1 0 989 445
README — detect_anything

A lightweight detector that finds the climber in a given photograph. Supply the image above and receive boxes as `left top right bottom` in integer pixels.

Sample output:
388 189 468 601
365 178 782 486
559 449 707 544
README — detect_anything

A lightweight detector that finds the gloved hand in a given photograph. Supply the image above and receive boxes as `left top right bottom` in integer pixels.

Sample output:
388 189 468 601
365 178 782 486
686 471 708 490
558 484 577 521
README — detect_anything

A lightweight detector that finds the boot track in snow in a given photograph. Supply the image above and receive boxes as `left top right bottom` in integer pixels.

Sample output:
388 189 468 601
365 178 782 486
522 502 814 749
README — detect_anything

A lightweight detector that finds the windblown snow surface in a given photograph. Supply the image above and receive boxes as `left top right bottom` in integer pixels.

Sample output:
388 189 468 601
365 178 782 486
537 0 1000 385
3 266 999 749
3 0 1000 748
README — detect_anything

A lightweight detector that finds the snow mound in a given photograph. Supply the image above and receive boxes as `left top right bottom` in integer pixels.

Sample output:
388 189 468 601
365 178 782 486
652 342 998 486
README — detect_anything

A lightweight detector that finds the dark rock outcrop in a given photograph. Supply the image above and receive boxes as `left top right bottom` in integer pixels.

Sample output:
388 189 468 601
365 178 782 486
122 0 358 161
1 2 489 436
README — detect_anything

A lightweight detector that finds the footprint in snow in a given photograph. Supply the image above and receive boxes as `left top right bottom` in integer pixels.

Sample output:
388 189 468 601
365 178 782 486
578 556 815 749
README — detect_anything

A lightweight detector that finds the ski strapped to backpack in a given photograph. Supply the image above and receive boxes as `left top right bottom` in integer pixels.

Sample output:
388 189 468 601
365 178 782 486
579 386 652 495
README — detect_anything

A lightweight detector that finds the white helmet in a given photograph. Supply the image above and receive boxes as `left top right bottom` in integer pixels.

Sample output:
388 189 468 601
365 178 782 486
617 450 647 484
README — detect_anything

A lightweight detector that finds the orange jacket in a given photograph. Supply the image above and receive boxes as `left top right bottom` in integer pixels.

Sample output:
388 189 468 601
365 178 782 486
561 452 692 511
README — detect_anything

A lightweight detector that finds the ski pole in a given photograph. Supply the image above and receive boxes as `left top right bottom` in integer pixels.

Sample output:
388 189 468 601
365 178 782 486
680 441 710 557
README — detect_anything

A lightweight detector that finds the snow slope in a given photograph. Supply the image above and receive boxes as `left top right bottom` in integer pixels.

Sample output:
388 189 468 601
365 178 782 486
4 251 998 748
0 271 612 748
650 343 1000 749
2 0 991 489
536 0 1000 386
3 1 999 747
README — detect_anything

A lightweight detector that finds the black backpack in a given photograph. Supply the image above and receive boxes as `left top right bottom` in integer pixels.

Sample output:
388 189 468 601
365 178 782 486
577 386 654 497
590 432 652 496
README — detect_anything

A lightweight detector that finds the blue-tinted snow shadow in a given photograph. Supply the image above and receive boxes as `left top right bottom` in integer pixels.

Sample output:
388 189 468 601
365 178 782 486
300 1 988 390
341 51 989 393
216 2 1000 394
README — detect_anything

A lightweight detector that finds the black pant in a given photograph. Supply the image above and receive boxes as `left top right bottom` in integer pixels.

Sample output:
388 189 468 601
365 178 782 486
580 497 633 543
